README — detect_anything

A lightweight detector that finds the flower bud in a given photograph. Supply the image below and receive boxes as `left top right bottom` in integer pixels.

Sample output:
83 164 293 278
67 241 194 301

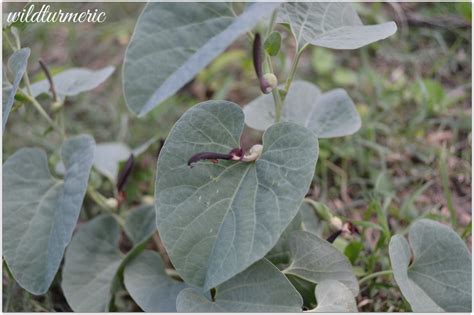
142 195 154 205
105 198 118 209
262 73 278 93
242 144 263 162
330 216 343 231
51 100 63 112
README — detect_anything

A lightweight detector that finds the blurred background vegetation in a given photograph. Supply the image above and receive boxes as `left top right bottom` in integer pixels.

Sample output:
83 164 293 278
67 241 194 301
2 2 472 312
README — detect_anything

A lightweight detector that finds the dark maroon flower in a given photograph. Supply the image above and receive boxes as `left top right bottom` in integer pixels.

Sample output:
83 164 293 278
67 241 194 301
187 148 244 167
253 33 272 94
117 154 134 193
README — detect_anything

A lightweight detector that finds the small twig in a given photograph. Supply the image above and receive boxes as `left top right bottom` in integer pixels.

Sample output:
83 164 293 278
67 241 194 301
19 90 65 139
359 270 393 285
38 59 58 102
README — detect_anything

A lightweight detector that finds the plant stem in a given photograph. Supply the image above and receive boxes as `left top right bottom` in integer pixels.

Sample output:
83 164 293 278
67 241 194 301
284 44 307 94
266 9 278 36
3 31 17 52
4 265 14 312
38 59 58 102
87 185 126 226
264 55 283 123
87 186 114 211
304 197 334 222
20 91 65 139
358 270 393 285
439 146 457 228
263 10 283 123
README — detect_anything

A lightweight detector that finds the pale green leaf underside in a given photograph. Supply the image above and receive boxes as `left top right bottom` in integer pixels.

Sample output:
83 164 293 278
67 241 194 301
80 139 156 182
123 2 280 116
93 142 132 182
124 205 156 245
62 215 123 312
124 250 188 312
155 101 318 290
244 81 361 138
389 219 472 312
30 66 114 98
176 258 303 312
2 48 30 132
277 2 397 49
311 280 358 312
3 135 95 295
285 230 359 296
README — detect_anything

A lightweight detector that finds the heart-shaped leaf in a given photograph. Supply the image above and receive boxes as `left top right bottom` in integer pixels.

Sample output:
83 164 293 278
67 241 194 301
277 2 397 50
155 100 318 290
389 219 471 312
267 203 323 269
2 47 30 132
124 250 188 312
243 81 361 138
124 205 156 245
123 2 280 116
176 258 303 312
3 134 95 295
62 206 158 312
284 230 359 296
30 66 114 98
311 280 358 312
62 215 123 312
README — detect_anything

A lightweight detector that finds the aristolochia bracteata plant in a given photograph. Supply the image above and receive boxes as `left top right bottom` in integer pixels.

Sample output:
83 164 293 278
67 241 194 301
2 2 471 313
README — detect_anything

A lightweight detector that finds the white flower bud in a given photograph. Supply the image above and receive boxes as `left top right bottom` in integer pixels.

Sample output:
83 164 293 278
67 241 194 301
330 216 343 231
242 144 263 162
142 195 154 205
105 198 118 209
51 100 63 111
263 73 278 93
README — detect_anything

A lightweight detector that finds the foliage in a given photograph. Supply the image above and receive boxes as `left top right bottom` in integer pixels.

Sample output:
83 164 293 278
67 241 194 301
2 2 471 313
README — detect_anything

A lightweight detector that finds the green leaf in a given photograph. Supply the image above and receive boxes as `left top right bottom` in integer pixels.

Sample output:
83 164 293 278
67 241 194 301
62 205 157 312
344 241 364 265
93 142 132 182
2 47 29 132
176 259 303 312
389 219 471 312
30 66 115 98
244 80 361 138
264 31 282 56
109 206 159 311
277 2 397 49
286 274 317 309
62 215 123 312
311 280 358 312
266 210 303 269
155 100 318 290
123 3 280 117
284 231 359 296
124 250 187 312
124 205 156 245
300 202 322 235
267 203 322 269
3 135 95 295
